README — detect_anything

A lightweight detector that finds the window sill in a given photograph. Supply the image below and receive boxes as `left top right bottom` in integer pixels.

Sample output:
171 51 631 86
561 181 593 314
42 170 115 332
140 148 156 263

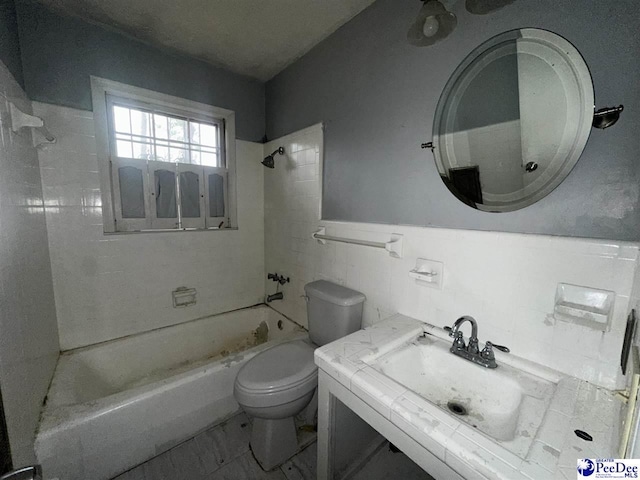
103 227 238 235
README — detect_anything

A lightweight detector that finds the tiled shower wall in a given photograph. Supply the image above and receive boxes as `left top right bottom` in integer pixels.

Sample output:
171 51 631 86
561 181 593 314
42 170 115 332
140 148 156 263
264 125 640 391
34 102 265 350
0 63 59 465
264 124 323 323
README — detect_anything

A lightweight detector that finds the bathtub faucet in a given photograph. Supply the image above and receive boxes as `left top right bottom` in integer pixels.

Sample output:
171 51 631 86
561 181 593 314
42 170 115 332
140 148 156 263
267 292 283 302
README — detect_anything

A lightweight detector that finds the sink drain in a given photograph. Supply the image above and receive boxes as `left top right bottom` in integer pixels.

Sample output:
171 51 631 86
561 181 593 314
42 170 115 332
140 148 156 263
447 401 468 416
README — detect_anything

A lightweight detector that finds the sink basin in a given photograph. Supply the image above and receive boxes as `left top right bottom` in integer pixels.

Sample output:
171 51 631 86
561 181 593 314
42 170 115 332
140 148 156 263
369 333 556 453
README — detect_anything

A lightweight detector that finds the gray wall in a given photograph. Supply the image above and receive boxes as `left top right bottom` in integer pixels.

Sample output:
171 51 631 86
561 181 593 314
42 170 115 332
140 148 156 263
266 0 640 241
0 0 23 88
16 1 265 142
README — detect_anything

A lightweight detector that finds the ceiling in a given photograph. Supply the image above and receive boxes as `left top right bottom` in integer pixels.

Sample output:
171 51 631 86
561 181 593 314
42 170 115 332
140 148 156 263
36 0 377 81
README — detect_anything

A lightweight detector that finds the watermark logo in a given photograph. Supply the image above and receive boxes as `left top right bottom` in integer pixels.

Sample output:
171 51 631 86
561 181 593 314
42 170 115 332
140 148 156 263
577 459 640 479
577 459 595 477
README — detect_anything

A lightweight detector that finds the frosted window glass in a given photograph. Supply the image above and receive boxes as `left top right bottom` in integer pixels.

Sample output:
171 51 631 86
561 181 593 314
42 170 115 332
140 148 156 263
180 171 200 218
154 170 177 219
118 166 145 218
208 173 224 218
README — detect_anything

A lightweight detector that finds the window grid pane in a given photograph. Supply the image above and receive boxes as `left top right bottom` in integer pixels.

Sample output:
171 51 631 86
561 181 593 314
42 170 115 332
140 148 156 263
112 104 221 167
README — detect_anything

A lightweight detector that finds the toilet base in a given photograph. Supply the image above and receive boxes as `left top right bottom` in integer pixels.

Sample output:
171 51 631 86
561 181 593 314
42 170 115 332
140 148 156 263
251 416 298 471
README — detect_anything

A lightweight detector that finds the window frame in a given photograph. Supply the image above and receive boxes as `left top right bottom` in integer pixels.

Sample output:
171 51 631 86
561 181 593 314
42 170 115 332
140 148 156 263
91 76 237 234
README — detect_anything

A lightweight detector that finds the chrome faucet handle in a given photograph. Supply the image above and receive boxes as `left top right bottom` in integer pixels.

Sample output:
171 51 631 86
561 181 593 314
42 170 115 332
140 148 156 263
481 341 510 357
444 326 454 336
490 342 510 353
480 342 495 360
451 331 465 350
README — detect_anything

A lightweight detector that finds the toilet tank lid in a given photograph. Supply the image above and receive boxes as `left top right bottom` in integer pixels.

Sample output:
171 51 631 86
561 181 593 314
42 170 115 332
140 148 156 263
304 280 365 306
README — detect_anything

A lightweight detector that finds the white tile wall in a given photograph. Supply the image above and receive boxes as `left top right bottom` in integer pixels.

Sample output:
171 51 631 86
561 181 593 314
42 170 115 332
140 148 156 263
0 64 59 465
264 125 640 390
264 125 323 324
34 102 266 350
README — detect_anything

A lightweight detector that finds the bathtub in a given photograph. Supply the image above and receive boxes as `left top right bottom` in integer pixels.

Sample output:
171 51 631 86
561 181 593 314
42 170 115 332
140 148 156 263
35 305 306 480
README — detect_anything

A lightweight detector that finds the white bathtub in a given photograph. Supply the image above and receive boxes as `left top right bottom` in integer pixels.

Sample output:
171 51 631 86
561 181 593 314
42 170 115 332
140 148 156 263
35 305 306 480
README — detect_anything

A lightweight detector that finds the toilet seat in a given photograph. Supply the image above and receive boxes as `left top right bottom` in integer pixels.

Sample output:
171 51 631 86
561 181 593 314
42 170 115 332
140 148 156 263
234 340 317 408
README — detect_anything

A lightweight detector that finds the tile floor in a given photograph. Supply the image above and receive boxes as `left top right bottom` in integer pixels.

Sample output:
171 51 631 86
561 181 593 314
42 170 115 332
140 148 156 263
112 412 434 480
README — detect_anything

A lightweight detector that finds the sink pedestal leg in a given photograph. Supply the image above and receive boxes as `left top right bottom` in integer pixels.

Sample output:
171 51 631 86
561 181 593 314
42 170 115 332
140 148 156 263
317 370 335 480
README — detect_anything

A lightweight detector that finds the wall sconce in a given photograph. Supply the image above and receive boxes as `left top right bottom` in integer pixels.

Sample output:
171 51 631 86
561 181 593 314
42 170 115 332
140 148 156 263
407 0 457 47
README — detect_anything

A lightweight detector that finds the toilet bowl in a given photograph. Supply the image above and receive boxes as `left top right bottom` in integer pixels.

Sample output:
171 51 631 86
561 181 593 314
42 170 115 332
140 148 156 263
234 280 365 470
234 339 317 470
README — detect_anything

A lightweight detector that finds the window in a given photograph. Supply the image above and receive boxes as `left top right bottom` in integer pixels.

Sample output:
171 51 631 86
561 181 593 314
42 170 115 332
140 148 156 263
91 77 236 233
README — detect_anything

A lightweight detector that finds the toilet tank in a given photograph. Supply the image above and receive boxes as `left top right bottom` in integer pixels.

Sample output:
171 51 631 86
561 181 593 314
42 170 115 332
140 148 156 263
304 280 366 346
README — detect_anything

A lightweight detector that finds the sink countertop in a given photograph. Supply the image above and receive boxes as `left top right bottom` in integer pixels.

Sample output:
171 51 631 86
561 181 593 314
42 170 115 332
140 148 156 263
314 314 621 480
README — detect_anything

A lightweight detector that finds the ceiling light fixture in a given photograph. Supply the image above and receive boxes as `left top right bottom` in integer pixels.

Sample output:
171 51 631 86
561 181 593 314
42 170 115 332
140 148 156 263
407 0 457 47
465 0 516 15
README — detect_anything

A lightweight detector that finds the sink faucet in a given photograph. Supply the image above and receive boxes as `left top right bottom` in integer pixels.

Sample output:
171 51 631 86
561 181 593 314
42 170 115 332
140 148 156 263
451 315 479 354
446 316 509 369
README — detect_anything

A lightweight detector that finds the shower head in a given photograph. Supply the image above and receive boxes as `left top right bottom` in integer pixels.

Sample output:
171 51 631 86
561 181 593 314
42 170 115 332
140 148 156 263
262 155 275 168
262 146 285 168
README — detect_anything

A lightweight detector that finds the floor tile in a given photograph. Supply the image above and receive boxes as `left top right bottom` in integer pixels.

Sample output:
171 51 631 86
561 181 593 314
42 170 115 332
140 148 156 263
169 437 209 478
207 451 287 480
140 453 179 480
349 444 435 480
280 442 317 480
112 413 437 480
194 413 252 473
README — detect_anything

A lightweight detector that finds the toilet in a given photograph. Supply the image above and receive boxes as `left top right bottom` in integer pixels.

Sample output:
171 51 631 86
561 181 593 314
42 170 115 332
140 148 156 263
233 280 365 470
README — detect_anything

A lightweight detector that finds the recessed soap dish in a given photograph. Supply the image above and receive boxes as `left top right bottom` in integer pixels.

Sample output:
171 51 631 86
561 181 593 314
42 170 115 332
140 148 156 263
553 283 615 331
409 258 443 289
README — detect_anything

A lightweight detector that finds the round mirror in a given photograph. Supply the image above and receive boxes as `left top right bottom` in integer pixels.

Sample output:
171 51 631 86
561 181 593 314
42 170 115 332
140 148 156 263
432 29 594 212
